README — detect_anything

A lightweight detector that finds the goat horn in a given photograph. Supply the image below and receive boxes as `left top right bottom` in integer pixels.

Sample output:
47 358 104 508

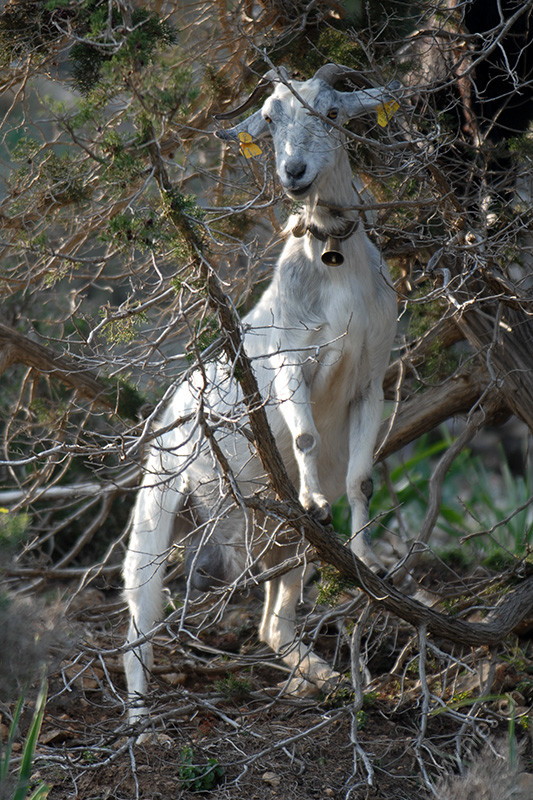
214 67 288 121
312 63 375 90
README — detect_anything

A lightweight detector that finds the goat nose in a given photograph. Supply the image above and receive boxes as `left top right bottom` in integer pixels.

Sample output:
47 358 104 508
285 158 307 180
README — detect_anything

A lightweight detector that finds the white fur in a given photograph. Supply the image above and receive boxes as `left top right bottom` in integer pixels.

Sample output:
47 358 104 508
123 73 398 726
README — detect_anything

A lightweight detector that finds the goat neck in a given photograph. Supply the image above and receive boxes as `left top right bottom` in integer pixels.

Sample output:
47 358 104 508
300 156 359 237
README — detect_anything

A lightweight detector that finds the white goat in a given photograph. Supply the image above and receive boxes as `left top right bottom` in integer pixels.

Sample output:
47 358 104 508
123 64 398 726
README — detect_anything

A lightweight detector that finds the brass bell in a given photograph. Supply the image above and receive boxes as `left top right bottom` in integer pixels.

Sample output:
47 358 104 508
321 237 344 267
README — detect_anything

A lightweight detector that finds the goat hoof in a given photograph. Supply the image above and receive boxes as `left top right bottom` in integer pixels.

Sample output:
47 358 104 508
302 495 331 523
134 730 172 747
312 504 332 524
321 675 353 704
274 676 315 697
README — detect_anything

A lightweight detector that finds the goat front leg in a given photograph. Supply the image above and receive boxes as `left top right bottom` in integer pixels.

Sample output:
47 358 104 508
274 359 331 522
346 384 386 572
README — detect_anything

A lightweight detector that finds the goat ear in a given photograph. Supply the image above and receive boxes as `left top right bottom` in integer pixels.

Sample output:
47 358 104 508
339 83 401 119
215 109 268 142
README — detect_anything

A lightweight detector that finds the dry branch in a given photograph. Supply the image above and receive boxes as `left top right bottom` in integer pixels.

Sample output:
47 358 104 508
382 317 464 398
0 322 139 420
458 306 533 433
377 363 499 460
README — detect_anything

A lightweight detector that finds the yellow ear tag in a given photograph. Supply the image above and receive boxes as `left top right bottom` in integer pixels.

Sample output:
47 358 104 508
377 99 400 127
238 131 262 158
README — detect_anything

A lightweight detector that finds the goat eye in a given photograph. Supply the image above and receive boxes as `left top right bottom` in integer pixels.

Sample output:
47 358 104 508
327 109 338 120
264 115 272 124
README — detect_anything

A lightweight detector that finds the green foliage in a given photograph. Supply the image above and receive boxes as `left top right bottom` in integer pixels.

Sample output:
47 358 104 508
99 303 147 345
0 510 31 550
430 691 513 716
163 189 206 228
407 294 459 382
0 0 175 89
321 685 371 727
357 709 368 729
333 433 464 542
135 67 196 121
322 682 354 708
43 152 91 205
211 201 253 241
0 677 50 800
373 434 465 535
0 1 69 65
278 23 366 77
69 41 105 97
179 745 224 793
508 132 533 158
100 131 145 190
202 64 230 101
11 137 41 164
9 145 90 223
215 673 251 701
456 453 532 566
316 28 365 71
105 211 164 252
119 9 176 62
333 432 531 569
185 316 221 364
316 563 351 606
112 378 149 421
70 3 176 94
161 189 206 255
85 375 150 421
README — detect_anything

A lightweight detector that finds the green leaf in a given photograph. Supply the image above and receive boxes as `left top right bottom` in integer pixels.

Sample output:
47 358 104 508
12 677 49 800
1 694 24 781
429 693 507 716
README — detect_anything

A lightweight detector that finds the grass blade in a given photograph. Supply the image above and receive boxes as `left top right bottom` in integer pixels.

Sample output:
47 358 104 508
1 694 25 782
12 677 48 800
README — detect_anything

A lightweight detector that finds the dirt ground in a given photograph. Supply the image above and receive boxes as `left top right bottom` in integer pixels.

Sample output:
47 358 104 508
5 571 528 800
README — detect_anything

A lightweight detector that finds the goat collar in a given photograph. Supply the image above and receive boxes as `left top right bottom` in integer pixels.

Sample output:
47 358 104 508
291 212 359 240
291 212 359 267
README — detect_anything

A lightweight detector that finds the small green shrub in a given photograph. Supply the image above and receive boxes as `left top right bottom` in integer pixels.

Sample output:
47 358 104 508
215 673 251 701
332 431 532 570
0 511 31 550
178 746 223 793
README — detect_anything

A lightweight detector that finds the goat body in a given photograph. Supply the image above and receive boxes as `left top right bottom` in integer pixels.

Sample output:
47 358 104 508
124 67 398 726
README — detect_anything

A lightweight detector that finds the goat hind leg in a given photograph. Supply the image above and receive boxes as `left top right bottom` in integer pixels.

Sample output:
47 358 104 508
123 474 186 726
259 565 339 694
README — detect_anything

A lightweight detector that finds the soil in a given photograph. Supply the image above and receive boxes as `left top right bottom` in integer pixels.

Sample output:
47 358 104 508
3 578 533 800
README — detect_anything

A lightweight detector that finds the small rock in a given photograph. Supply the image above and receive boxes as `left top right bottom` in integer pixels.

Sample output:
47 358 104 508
262 771 281 787
164 672 187 686
41 727 70 745
155 732 173 747
518 773 533 794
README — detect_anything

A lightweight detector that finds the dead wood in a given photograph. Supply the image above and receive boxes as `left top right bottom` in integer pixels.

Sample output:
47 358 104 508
377 363 501 460
382 317 464 399
457 304 533 432
0 322 138 420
